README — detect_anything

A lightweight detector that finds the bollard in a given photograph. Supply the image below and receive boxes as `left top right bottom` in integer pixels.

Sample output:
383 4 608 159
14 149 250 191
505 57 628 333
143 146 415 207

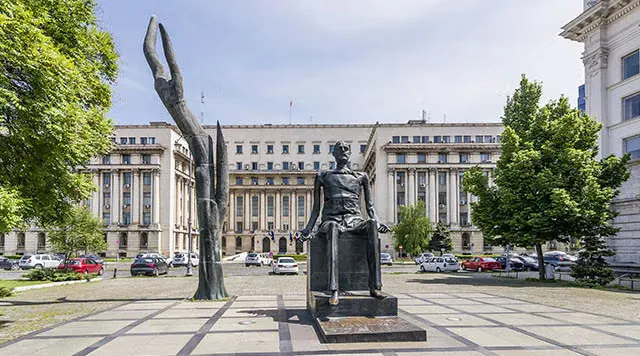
113 267 117 279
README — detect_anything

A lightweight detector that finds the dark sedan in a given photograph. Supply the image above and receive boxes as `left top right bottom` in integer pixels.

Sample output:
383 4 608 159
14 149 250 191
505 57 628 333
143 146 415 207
515 256 539 271
130 257 169 276
0 257 19 271
496 256 525 271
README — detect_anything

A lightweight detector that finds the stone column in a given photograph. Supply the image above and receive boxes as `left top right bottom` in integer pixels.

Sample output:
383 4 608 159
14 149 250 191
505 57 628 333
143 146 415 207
244 191 250 231
152 169 160 225
306 190 312 222
260 191 266 230
91 170 100 215
112 169 120 225
132 169 140 224
583 47 609 157
428 169 437 223
449 169 458 225
387 169 395 223
292 191 298 229
275 191 281 230
408 168 416 206
229 191 236 230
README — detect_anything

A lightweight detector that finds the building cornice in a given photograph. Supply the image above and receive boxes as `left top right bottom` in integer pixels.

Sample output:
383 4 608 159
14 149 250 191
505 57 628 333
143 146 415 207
560 0 638 42
382 143 501 152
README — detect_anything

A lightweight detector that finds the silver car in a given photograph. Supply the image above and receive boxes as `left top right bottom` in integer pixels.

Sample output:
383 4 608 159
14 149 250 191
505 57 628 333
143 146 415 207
380 253 393 266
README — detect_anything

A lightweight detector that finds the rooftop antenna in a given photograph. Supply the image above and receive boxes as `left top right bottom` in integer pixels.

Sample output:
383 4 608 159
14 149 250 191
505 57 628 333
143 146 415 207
427 112 431 123
443 114 447 123
421 109 427 123
200 90 205 123
289 99 293 125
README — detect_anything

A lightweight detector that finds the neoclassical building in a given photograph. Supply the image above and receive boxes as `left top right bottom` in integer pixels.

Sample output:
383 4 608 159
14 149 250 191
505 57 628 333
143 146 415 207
562 0 640 263
0 120 506 258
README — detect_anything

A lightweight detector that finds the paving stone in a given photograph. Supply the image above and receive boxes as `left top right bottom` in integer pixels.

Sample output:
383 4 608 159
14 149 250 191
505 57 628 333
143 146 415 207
211 316 279 331
220 307 278 318
470 297 529 305
228 300 278 308
521 326 636 346
172 301 224 309
432 298 484 305
417 313 498 327
87 334 192 356
581 346 640 355
398 298 433 306
400 305 459 314
35 320 132 337
126 318 207 334
397 352 484 356
493 349 581 356
410 293 454 299
83 309 155 320
447 326 553 347
191 331 280 353
449 292 495 298
478 313 565 326
448 304 516 314
590 325 640 340
154 308 218 319
535 312 628 325
0 337 102 356
113 302 175 310
235 295 277 301
504 303 569 313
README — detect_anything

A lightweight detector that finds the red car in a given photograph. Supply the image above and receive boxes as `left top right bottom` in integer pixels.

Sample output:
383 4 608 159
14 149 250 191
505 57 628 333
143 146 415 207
58 258 104 275
461 257 502 272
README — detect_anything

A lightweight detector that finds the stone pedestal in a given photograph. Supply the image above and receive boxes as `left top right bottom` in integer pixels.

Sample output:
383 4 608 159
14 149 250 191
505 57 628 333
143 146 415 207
306 233 426 343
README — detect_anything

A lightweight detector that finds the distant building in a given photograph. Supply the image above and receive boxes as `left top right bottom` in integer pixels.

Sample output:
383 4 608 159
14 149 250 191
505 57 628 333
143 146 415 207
578 84 586 113
561 0 640 263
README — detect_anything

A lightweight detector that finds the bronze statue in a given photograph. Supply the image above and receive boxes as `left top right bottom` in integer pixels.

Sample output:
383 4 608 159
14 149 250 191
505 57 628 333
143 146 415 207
300 141 389 306
143 16 228 300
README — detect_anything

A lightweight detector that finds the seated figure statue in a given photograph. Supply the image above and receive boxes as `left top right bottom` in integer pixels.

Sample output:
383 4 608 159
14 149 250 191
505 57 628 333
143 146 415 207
299 141 390 306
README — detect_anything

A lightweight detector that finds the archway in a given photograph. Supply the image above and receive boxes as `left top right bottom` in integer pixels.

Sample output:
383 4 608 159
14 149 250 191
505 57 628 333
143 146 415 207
17 232 25 249
140 233 148 249
278 237 287 253
235 236 242 251
462 232 470 250
262 237 270 253
37 232 46 250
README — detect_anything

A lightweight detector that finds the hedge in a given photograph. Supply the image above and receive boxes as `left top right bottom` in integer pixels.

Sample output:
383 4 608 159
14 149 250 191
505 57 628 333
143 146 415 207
273 254 307 262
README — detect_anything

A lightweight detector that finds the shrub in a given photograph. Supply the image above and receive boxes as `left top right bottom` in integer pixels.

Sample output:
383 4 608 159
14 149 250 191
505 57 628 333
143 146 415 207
24 269 83 282
0 286 12 298
273 254 307 262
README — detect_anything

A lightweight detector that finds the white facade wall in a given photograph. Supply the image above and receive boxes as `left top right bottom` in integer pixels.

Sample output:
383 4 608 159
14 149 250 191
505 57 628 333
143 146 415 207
562 0 640 263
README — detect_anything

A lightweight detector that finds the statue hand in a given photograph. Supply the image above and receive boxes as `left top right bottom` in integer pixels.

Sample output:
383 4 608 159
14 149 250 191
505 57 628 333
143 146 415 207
377 223 390 233
298 228 312 241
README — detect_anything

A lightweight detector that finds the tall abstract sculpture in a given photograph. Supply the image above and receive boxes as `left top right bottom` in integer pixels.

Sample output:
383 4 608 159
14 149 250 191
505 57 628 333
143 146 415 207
143 16 228 300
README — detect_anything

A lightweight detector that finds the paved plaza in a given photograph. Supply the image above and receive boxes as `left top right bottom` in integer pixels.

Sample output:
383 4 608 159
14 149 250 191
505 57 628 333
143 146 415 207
2 283 640 355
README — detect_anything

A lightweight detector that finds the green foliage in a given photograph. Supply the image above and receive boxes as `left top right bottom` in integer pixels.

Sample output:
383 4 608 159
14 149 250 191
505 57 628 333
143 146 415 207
273 254 307 262
46 205 107 262
571 236 616 286
0 286 12 298
463 75 630 279
429 221 453 253
392 201 433 256
0 0 118 230
24 268 82 282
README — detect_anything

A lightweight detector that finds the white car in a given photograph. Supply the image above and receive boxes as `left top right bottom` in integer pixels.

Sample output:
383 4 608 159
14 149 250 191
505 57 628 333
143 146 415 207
420 256 460 273
18 254 62 270
272 257 298 275
245 253 263 267
173 252 199 267
137 253 173 267
415 252 435 265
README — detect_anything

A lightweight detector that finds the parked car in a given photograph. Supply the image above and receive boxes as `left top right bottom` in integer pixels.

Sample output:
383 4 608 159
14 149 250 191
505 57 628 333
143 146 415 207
58 258 104 275
172 252 199 267
78 254 104 265
420 257 460 272
0 257 19 271
414 253 434 265
442 253 456 259
245 253 263 267
18 254 62 270
130 257 169 276
259 253 274 266
461 256 502 272
543 251 576 271
496 256 525 271
272 257 298 275
380 253 394 266
138 253 172 267
514 255 539 271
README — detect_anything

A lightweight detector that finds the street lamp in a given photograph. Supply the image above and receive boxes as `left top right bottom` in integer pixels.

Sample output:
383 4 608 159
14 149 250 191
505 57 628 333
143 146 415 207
186 158 194 276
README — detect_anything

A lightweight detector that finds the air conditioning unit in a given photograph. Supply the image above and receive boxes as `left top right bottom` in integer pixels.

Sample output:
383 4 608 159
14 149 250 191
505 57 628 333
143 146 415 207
104 184 110 188
244 164 250 170
400 183 405 187
144 204 151 209
420 183 426 188
124 183 131 188
104 204 110 209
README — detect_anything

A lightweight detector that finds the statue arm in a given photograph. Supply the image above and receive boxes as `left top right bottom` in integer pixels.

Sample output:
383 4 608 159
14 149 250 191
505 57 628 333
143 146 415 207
362 173 389 233
300 173 322 238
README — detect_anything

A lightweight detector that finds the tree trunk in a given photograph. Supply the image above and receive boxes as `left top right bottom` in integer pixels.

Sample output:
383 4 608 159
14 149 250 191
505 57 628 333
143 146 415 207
535 243 545 280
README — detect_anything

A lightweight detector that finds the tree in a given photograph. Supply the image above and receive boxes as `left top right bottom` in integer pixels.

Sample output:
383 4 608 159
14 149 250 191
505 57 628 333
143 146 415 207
429 221 453 255
0 0 118 231
392 201 432 257
47 205 107 263
571 235 616 286
463 75 629 280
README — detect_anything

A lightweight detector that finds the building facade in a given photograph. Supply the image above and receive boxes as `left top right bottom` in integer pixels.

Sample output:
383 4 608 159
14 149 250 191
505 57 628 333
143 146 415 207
0 121 507 258
562 0 640 263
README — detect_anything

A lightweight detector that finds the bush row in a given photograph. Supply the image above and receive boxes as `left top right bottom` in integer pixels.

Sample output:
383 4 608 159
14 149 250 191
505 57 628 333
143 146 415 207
273 254 307 262
24 269 88 282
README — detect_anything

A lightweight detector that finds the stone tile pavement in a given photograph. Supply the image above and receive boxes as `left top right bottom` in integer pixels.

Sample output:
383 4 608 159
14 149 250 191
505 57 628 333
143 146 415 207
1 292 640 355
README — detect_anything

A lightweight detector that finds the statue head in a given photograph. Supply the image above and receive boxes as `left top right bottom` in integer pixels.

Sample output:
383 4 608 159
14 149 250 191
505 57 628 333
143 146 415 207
332 140 351 166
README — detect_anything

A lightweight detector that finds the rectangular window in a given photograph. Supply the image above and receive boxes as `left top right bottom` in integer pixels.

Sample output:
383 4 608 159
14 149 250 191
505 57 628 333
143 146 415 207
266 177 274 185
421 136 429 143
120 137 127 144
396 153 406 163
496 135 501 143
438 173 447 185
102 155 110 164
251 177 259 185
314 161 320 170
475 135 484 143
460 153 469 163
413 136 421 143
103 172 111 186
267 145 274 154
624 136 640 159
129 137 136 144
103 213 110 225
282 196 289 217
282 177 289 185
329 144 335 153
418 153 426 163
283 162 290 170
313 144 320 154
624 92 640 121
485 135 493 143
251 145 258 154
236 162 243 170
434 136 442 143
141 137 148 145
360 144 367 153
236 196 243 216
143 172 151 185
418 172 426 185
464 135 471 143
149 137 156 144
142 154 151 164
236 222 243 233
252 196 259 217
400 136 409 143
481 152 490 162
122 154 131 164
438 153 448 163
268 162 275 170
236 177 243 185
122 192 131 206
298 161 304 170
252 162 258 170
236 145 243 154
103 192 111 206
297 177 305 185
443 136 450 143
267 196 274 216
252 222 258 232
396 171 405 186
123 172 132 185
298 196 305 217
122 212 131 225
454 135 462 143
329 161 336 170
143 192 151 206
623 50 640 80
143 212 151 225
283 223 289 231
282 144 289 154
298 144 304 153
268 222 274 230
392 136 400 143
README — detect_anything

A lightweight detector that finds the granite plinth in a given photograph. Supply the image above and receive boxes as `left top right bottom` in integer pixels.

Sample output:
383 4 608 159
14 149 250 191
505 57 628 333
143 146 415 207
309 232 371 291
308 291 397 318
315 316 427 343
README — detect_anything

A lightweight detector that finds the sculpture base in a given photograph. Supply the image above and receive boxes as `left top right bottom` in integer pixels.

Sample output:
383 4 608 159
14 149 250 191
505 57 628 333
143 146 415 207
314 316 427 343
308 291 397 318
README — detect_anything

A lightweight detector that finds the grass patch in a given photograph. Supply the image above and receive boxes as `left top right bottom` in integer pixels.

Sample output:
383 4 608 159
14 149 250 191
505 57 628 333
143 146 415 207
0 280 52 291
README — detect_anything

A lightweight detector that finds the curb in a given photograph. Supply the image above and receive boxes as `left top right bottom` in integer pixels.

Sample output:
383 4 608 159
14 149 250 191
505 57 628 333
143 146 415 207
12 277 103 292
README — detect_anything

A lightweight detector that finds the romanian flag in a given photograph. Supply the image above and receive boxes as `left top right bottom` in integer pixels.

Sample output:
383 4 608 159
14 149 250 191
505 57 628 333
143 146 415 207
269 230 275 242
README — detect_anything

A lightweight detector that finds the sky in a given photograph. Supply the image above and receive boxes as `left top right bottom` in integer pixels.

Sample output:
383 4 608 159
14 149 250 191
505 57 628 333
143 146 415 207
97 0 585 126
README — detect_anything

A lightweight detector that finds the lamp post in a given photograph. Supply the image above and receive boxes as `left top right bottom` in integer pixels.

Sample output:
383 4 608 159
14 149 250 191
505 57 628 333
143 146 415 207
186 158 194 276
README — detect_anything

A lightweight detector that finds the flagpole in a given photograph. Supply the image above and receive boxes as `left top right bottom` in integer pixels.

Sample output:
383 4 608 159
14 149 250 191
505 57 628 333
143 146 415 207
289 100 292 125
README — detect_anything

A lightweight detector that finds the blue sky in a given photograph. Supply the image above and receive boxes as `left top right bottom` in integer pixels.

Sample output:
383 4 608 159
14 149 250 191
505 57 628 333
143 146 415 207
97 0 585 126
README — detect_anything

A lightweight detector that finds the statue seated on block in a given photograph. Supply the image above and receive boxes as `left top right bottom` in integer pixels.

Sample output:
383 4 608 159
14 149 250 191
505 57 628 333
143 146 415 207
299 141 389 306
